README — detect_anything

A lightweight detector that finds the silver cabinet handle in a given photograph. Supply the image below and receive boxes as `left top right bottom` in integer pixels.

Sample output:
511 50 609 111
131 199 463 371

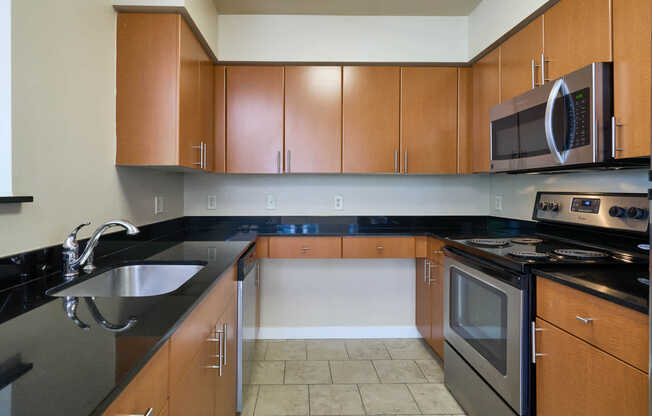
300 247 310 252
276 151 281 174
404 151 408 174
531 59 542 88
575 315 594 324
192 143 202 167
428 262 438 285
125 409 154 416
531 322 545 363
433 250 443 255
376 246 384 251
611 116 624 157
287 150 291 173
394 150 398 173
206 325 225 376
203 142 207 169
423 259 428 283
541 53 550 84
222 323 227 365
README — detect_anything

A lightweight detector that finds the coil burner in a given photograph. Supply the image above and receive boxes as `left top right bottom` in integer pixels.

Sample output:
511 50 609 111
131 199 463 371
467 239 511 248
508 251 549 259
553 249 609 259
511 238 543 245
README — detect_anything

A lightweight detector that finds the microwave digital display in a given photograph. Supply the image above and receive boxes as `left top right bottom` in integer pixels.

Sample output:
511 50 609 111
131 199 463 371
571 198 600 214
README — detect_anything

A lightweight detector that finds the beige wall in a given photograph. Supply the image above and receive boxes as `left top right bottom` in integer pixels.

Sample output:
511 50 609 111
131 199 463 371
1 0 184 257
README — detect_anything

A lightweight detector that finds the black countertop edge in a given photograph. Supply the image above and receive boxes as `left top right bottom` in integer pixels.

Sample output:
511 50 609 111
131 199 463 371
0 196 33 203
90 240 255 416
533 268 648 314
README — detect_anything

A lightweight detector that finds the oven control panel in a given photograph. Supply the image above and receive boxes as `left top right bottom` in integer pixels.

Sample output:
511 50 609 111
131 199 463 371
533 192 648 233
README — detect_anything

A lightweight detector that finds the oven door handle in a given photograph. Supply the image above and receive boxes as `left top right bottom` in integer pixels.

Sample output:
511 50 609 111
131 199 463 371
544 78 571 165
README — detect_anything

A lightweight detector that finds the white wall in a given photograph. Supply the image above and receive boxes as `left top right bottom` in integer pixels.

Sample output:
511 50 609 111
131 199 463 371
1 0 184 257
0 0 11 196
258 259 418 339
184 174 491 216
489 169 650 220
216 14 469 62
468 0 548 57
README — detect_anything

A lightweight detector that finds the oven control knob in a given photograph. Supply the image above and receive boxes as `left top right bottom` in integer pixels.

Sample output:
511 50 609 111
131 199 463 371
550 202 560 212
538 201 550 211
626 207 649 220
609 206 626 217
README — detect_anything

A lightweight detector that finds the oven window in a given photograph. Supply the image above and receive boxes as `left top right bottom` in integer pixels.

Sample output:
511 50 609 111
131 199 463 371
449 267 508 375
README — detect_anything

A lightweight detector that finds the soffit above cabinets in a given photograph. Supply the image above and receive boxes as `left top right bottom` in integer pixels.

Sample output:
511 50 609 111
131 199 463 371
213 0 482 16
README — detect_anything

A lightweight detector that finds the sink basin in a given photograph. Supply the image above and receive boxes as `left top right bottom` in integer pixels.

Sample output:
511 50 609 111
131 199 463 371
48 263 206 297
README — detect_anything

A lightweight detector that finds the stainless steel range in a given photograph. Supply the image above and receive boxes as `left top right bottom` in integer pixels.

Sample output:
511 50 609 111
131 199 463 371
443 192 649 416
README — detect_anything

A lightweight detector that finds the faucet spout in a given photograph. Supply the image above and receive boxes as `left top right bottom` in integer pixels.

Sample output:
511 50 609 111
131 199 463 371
63 220 140 279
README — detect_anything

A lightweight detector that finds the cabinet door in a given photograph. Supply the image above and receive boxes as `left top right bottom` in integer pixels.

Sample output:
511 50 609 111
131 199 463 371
215 300 237 416
613 0 651 159
226 66 284 173
400 67 457 174
170 339 216 416
535 318 648 416
415 258 431 342
500 16 543 101
343 67 400 173
285 66 342 173
543 0 612 81
472 48 500 173
429 260 444 359
199 49 214 171
213 65 226 172
179 18 203 169
457 68 473 174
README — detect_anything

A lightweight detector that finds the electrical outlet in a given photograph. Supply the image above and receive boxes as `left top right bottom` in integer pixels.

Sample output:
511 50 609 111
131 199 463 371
154 196 164 215
334 195 344 210
207 195 217 210
266 194 276 210
494 195 503 212
207 247 217 261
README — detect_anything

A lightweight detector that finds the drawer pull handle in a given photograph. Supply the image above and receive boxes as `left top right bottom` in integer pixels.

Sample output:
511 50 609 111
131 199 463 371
575 315 594 324
433 250 443 255
300 247 310 252
125 409 154 416
376 246 384 251
531 322 545 364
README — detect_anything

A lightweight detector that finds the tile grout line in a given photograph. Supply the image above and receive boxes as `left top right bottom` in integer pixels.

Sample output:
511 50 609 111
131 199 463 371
355 383 369 416
404 383 425 415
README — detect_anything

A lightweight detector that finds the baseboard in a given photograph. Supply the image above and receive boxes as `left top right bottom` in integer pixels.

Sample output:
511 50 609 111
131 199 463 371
257 326 421 340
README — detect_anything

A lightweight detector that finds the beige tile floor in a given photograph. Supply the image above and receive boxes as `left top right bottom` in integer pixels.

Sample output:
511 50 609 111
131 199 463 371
243 339 466 416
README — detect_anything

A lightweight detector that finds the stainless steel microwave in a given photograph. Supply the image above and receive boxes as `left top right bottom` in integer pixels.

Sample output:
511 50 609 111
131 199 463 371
490 62 613 173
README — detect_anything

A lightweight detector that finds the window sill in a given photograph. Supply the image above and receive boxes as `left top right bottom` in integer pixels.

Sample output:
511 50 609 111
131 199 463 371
0 196 33 203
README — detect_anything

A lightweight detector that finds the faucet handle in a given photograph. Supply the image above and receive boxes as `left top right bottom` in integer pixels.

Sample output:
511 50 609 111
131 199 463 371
63 222 90 250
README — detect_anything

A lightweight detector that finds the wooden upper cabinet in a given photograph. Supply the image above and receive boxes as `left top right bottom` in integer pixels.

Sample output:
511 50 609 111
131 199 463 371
543 0 612 81
213 65 226 172
612 0 651 159
500 16 543 102
285 66 342 173
116 13 212 170
535 318 648 416
472 48 501 173
198 44 214 171
400 67 458 174
226 66 284 174
457 67 473 174
342 66 400 173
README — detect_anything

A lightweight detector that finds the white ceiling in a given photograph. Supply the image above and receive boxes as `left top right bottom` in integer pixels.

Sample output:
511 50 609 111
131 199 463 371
213 0 483 16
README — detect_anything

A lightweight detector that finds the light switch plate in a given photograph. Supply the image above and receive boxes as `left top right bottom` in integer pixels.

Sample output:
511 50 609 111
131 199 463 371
266 194 276 210
154 196 164 215
207 195 217 210
494 195 503 212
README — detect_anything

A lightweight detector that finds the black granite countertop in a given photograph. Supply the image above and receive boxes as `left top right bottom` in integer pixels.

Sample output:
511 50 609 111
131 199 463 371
533 265 649 314
0 215 647 415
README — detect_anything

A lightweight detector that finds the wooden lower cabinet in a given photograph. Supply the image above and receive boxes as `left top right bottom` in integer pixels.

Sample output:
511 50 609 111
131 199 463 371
535 318 648 416
215 299 238 416
342 236 415 258
269 237 342 258
428 259 444 359
415 258 432 342
103 341 170 416
170 339 216 416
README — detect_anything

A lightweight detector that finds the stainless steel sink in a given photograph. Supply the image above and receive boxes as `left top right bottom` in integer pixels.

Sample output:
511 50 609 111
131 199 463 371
48 264 206 297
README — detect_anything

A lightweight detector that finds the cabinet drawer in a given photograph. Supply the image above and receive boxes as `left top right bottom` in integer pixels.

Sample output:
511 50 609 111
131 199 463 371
536 277 648 372
256 237 270 258
342 237 415 258
269 237 342 258
103 341 169 416
170 266 237 386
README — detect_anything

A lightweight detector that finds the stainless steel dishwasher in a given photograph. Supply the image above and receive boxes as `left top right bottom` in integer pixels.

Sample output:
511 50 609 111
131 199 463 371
237 244 260 413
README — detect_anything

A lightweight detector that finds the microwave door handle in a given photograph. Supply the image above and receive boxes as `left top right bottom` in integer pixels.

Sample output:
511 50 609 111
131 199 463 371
544 78 570 164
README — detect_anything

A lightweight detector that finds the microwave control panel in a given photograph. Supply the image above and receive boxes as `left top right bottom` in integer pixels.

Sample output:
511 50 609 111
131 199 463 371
534 192 648 233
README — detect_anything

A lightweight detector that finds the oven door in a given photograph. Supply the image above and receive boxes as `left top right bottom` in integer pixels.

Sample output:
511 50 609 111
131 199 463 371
444 255 524 414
